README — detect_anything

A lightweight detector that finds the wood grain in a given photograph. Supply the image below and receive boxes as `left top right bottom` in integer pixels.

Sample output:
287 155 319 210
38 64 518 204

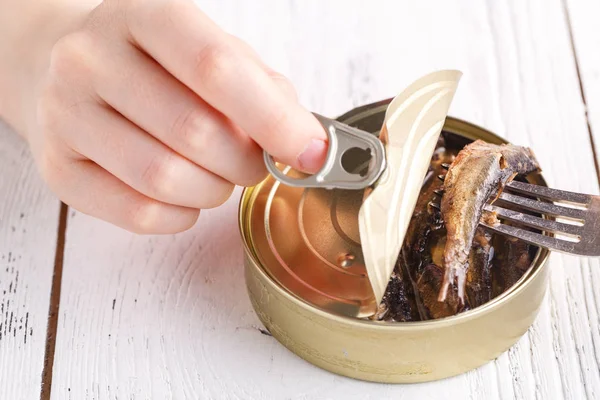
47 1 600 399
564 0 600 181
0 121 60 400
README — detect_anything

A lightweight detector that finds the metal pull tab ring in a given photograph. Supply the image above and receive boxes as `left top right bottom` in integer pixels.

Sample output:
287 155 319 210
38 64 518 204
263 113 386 190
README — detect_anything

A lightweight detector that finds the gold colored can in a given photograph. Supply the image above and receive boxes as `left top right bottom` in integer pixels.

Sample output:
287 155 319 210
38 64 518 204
239 99 550 383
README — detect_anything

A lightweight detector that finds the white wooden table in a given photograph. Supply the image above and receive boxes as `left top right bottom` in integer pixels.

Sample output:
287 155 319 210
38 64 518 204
1 1 599 399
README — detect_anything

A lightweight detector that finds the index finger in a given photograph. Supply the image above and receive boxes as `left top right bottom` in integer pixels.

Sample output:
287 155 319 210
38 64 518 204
126 0 327 173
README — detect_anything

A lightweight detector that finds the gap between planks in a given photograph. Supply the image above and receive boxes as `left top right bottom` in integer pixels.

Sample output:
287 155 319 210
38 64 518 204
562 0 600 189
39 203 68 400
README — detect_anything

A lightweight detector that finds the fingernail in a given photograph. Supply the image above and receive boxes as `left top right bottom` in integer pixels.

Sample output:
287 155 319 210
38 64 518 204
298 139 327 173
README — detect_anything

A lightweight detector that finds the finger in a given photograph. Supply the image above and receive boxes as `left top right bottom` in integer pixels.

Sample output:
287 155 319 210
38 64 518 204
126 0 327 173
48 96 234 209
90 42 267 186
267 71 299 103
226 33 298 101
40 148 199 234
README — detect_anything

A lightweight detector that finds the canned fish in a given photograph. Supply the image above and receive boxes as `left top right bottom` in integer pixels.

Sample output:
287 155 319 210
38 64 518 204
239 99 550 383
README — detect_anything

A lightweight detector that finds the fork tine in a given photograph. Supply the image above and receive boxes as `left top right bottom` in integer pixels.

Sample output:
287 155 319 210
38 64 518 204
484 205 582 236
497 192 586 221
506 181 591 206
481 222 581 255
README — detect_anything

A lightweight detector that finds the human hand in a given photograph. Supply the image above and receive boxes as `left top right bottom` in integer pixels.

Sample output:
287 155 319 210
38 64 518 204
25 0 327 234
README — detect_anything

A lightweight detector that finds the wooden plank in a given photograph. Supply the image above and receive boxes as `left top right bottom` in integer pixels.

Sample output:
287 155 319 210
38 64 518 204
50 0 600 399
0 120 61 399
472 3 600 398
564 0 600 179
562 1 600 399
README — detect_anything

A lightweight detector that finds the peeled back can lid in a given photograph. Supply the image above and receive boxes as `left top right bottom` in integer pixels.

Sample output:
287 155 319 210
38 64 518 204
247 161 375 318
247 71 462 318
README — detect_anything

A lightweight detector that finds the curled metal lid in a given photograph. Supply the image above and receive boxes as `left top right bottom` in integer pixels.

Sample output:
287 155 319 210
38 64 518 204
253 70 462 318
358 70 462 304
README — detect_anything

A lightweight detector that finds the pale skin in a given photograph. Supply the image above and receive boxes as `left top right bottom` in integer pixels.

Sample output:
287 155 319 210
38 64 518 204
0 0 328 234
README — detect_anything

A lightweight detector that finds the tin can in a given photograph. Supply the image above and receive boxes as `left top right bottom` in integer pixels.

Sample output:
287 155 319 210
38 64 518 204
239 99 550 383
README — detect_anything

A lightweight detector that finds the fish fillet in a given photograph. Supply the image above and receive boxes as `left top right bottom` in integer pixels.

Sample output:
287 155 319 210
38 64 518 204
438 140 540 302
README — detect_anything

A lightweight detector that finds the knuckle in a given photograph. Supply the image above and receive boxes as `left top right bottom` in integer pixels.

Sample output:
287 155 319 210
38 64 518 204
48 32 93 78
262 108 291 138
172 107 213 154
270 74 297 100
141 154 179 199
127 200 163 234
267 70 289 84
192 44 237 90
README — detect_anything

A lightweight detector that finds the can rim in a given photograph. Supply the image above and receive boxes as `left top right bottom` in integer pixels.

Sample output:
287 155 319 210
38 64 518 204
239 112 551 329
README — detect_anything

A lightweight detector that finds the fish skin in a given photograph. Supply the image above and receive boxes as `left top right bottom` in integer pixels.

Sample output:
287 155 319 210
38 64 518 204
465 228 494 308
438 140 540 302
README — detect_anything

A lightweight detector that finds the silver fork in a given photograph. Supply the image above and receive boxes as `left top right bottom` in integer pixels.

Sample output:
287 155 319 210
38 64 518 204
479 181 599 256
433 166 600 256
